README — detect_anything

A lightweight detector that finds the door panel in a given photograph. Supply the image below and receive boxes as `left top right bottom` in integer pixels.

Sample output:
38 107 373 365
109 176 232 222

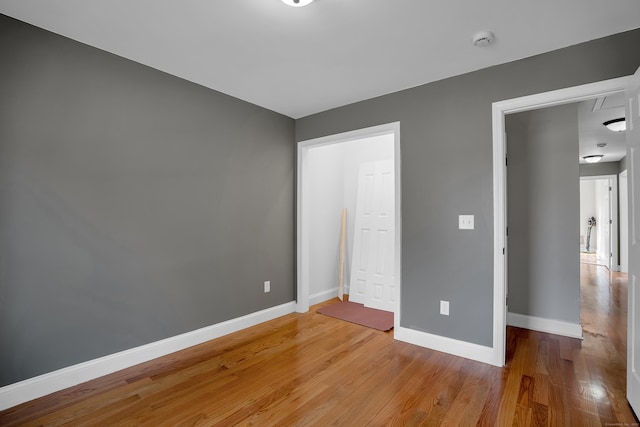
350 160 396 312
596 179 612 267
604 179 611 270
621 171 629 273
364 160 395 312
349 163 375 304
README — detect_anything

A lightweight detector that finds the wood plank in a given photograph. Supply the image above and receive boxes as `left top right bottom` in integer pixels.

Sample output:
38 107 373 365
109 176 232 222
531 401 549 427
440 362 492 426
476 366 509 426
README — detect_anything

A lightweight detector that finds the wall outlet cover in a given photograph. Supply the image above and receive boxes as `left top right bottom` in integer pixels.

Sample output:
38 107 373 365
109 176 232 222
459 215 474 230
440 300 450 316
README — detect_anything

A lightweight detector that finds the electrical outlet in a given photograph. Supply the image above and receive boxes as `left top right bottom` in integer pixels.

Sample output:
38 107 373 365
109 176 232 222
264 281 270 293
440 300 450 316
458 215 474 230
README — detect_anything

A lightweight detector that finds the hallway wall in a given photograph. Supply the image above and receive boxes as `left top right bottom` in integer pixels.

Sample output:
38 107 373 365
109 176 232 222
506 104 580 325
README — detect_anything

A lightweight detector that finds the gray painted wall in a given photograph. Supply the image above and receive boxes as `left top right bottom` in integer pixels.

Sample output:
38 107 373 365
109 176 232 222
579 161 621 177
506 105 580 323
0 15 295 386
296 29 640 346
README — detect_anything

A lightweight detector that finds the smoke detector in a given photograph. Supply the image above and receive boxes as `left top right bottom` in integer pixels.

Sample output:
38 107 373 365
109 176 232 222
472 31 495 47
596 142 607 148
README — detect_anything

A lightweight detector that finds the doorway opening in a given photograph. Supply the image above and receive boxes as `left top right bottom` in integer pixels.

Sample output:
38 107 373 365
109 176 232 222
491 75 633 367
580 175 619 270
296 122 401 328
504 103 585 342
502 98 626 334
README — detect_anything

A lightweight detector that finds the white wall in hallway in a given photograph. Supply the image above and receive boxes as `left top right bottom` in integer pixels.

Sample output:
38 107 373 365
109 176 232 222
580 180 597 251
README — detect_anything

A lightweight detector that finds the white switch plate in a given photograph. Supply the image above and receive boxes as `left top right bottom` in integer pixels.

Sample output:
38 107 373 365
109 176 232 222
459 215 474 230
440 300 449 316
264 281 270 293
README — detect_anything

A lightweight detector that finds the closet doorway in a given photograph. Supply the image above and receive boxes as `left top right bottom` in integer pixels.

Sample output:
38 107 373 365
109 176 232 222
296 122 401 327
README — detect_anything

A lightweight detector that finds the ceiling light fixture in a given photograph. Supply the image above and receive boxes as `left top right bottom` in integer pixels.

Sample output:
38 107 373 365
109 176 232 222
281 0 314 6
583 155 604 163
603 118 626 132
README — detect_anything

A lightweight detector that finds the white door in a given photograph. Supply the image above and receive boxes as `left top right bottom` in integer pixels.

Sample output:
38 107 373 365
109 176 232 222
349 160 396 312
620 170 629 273
604 180 612 271
596 179 612 268
626 66 640 418
364 160 395 312
349 162 375 304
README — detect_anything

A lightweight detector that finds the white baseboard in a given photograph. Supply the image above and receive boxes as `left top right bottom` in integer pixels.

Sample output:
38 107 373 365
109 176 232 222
507 312 583 339
395 326 502 367
309 287 339 306
0 301 296 411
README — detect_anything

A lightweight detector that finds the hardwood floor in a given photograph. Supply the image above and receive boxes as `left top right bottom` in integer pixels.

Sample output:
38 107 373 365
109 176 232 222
1 263 638 426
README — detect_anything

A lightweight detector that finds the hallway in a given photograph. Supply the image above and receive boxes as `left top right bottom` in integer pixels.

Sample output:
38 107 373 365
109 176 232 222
577 260 631 423
496 261 635 426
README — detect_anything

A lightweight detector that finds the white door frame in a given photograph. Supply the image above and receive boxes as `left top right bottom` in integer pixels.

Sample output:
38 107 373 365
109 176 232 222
580 174 619 271
492 76 632 366
296 122 401 327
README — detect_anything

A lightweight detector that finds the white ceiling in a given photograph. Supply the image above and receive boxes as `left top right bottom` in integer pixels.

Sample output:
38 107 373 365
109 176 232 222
1 1 639 118
578 93 627 164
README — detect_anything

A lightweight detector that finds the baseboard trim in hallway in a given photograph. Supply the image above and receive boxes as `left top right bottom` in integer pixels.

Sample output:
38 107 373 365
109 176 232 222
507 312 583 339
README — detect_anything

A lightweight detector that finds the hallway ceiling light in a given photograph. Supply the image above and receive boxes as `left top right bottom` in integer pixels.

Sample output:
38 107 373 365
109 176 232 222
583 155 604 163
281 0 314 6
603 118 626 132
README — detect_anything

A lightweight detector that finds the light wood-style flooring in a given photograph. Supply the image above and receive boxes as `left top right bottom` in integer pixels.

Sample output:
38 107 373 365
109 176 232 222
1 262 638 426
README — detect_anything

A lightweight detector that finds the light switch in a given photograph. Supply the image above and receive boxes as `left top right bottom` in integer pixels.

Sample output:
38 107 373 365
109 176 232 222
459 215 474 230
